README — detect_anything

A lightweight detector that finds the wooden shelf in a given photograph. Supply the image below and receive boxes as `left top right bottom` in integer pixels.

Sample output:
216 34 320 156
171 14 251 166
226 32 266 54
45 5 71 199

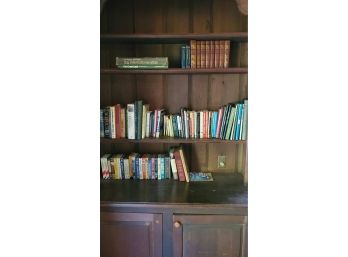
101 137 247 144
101 32 248 44
101 67 247 74
101 172 247 205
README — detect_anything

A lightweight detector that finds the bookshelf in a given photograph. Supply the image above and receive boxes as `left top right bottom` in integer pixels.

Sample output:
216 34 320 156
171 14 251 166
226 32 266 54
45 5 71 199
101 0 248 256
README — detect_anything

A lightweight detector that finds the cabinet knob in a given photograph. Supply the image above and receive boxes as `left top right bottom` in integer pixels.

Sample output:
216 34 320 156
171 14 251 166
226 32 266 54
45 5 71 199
174 221 181 228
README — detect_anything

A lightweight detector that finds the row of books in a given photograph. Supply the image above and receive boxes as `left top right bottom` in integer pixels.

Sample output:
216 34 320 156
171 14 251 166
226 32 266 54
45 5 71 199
100 100 248 140
101 147 190 182
181 40 230 69
116 57 168 69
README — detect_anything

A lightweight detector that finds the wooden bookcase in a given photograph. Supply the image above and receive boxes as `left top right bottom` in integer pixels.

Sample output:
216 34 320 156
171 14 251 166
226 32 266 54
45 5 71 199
100 1 248 257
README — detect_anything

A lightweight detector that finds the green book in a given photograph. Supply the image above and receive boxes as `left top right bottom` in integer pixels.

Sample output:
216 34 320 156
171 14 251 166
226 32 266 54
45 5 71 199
225 107 236 140
116 57 168 68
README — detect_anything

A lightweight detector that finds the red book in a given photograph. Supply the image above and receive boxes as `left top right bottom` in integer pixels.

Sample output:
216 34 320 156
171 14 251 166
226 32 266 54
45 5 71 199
216 107 224 138
190 40 196 68
205 41 209 68
173 150 186 182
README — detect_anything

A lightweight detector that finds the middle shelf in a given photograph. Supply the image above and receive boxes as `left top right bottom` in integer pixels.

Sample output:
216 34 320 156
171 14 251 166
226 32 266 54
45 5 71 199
101 137 247 144
100 67 248 74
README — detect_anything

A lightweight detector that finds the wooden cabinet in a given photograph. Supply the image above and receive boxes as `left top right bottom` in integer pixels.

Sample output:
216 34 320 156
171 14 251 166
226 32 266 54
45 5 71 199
100 212 163 257
173 215 247 257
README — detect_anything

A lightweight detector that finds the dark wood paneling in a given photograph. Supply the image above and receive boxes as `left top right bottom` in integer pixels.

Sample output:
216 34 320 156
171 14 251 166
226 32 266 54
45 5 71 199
134 0 164 33
105 0 134 33
101 75 112 107
165 75 189 113
208 144 237 172
173 215 247 257
110 75 136 105
192 0 212 33
101 212 162 257
136 75 164 108
212 0 246 32
209 74 241 109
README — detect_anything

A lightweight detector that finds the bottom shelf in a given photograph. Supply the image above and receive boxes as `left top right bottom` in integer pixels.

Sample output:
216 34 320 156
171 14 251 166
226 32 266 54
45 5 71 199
100 172 247 205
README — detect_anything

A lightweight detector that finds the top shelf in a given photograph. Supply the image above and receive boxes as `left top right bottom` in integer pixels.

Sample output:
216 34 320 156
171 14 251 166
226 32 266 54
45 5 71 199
101 32 248 44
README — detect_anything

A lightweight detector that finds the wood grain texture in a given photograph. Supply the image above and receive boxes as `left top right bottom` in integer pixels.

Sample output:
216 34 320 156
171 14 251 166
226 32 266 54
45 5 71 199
136 75 164 109
134 0 164 33
173 214 247 257
192 0 212 33
208 144 237 172
110 75 136 105
209 74 241 109
101 212 162 257
212 0 247 32
104 0 134 33
165 75 189 113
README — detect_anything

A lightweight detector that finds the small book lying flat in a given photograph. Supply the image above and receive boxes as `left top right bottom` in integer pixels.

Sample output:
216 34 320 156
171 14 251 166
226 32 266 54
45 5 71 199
189 172 214 181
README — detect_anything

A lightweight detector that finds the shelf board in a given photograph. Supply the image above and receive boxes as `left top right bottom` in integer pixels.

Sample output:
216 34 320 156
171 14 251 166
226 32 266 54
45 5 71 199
100 172 247 205
101 32 248 44
101 137 247 144
100 67 247 74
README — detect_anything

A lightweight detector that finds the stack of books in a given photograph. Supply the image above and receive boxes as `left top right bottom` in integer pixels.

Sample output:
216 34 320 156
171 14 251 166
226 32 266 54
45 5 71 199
101 146 190 182
116 57 168 69
181 40 230 69
100 100 248 141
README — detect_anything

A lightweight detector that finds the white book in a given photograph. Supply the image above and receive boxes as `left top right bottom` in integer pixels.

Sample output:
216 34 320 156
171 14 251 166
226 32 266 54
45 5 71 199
170 158 178 180
139 157 143 180
145 111 151 138
239 104 244 140
199 111 203 139
177 116 182 138
124 158 130 179
185 110 189 139
101 154 111 179
242 100 248 140
230 107 238 140
194 112 197 138
127 104 135 139
109 106 116 139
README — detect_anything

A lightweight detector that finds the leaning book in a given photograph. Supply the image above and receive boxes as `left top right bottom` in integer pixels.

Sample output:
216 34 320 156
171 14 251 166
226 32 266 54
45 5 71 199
189 172 214 182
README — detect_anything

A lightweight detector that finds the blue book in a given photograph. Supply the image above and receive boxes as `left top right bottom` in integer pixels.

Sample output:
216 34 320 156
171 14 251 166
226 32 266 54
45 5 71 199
147 155 152 179
135 155 140 179
120 155 125 180
100 109 104 137
181 45 186 68
185 46 191 68
234 104 243 140
214 111 219 138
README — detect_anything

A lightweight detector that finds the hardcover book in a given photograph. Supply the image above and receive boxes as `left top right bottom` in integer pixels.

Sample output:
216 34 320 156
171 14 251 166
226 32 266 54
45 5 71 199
189 172 214 182
190 40 196 68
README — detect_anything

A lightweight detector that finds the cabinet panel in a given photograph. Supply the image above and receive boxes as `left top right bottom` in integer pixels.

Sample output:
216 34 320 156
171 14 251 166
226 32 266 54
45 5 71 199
101 212 162 257
173 215 247 257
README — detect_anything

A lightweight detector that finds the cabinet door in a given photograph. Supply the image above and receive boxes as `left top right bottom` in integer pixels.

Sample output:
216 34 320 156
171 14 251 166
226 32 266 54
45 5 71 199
173 215 247 257
101 212 162 257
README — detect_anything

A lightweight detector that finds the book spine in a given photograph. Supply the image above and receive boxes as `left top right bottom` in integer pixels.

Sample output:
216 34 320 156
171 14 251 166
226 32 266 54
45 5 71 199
170 158 178 180
214 40 219 68
116 57 169 66
239 104 244 140
157 155 161 180
100 109 104 137
185 46 191 68
205 40 209 68
137 101 143 139
190 40 196 68
127 104 135 139
173 150 186 182
161 156 165 179
234 104 242 140
216 108 223 138
110 106 116 139
200 111 203 139
224 40 230 68
181 45 186 68
103 108 110 138
151 157 156 179
115 104 121 138
124 157 130 179
117 65 168 69
219 40 224 68
147 155 152 179
142 156 147 179
109 157 116 179
120 156 125 180
210 40 214 68
135 156 140 179
179 148 190 182
200 41 205 68
120 108 125 138
196 41 201 69
225 107 236 140
242 100 248 140
165 156 170 179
